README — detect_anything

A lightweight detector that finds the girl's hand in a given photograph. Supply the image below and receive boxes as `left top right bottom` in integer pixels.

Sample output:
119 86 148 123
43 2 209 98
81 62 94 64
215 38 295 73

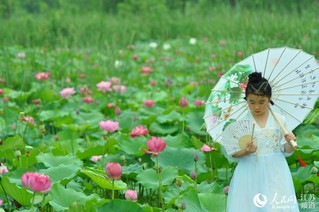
232 140 257 158
245 141 257 154
284 132 297 152
284 132 296 143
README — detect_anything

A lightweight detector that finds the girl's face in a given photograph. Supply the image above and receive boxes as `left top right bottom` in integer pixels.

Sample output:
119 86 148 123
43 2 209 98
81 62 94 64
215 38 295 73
246 94 270 117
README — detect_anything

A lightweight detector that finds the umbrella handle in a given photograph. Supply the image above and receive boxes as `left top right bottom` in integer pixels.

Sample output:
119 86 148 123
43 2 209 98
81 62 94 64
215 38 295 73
269 108 298 149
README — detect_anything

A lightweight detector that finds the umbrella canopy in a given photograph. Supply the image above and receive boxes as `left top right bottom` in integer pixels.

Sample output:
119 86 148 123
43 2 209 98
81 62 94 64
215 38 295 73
204 46 319 143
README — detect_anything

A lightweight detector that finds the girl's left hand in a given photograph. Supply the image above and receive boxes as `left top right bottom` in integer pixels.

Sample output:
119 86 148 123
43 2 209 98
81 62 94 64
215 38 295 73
284 132 296 143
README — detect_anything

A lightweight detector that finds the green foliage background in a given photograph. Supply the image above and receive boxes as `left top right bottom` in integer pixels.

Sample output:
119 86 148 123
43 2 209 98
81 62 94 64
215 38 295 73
0 0 319 51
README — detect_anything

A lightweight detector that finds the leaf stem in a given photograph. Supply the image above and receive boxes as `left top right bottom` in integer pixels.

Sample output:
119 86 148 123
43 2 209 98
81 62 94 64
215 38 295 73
156 156 164 211
0 178 11 211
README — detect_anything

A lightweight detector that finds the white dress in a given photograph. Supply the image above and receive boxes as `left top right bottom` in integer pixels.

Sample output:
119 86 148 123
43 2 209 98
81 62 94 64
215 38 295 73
225 111 300 212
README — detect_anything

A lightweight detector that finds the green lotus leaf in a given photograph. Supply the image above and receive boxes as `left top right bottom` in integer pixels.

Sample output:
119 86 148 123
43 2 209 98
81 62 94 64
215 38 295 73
0 176 33 206
149 122 179 135
98 199 144 212
36 153 83 168
49 183 100 211
81 168 127 190
137 166 178 189
156 147 206 173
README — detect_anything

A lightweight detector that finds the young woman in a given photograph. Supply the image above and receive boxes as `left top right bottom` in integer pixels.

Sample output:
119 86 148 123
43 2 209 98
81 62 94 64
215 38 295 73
224 72 300 211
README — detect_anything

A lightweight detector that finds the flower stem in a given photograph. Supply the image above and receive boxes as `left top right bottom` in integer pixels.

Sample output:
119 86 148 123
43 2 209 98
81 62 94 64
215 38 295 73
209 153 214 181
182 108 185 134
156 157 164 211
111 179 115 200
31 191 36 212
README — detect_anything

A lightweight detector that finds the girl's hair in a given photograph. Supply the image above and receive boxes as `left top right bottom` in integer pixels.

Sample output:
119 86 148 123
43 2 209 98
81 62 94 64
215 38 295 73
245 72 274 105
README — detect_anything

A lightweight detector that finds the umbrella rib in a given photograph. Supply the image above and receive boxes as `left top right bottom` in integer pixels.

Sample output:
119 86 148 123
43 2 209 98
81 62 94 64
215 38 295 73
206 102 247 124
207 104 249 141
268 47 287 80
220 76 239 84
215 106 249 141
269 49 302 85
276 93 319 96
263 49 270 76
204 98 246 113
252 54 257 73
204 101 247 121
271 56 314 87
275 80 319 92
271 104 303 124
274 67 319 88
272 97 315 110
211 89 244 94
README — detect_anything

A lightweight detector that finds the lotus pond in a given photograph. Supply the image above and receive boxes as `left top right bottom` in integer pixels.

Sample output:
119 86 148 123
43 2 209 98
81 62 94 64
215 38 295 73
0 38 318 211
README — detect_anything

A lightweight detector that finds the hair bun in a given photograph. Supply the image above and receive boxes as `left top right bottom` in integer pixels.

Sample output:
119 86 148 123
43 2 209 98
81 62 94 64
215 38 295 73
248 72 263 83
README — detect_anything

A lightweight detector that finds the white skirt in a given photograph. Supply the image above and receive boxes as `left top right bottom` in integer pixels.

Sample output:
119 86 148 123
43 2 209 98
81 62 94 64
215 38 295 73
227 152 300 212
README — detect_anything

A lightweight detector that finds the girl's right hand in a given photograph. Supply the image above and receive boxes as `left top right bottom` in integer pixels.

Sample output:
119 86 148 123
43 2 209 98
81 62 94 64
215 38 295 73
245 141 257 154
232 141 257 158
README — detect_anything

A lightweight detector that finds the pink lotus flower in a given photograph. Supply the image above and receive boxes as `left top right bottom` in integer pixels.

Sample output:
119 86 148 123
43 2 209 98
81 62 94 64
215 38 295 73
132 54 139 60
224 185 230 194
99 120 119 133
0 199 3 206
115 107 121 116
3 96 9 102
217 71 224 78
211 54 218 59
90 155 103 163
112 85 126 93
60 87 76 98
0 163 8 175
150 80 157 86
110 77 121 85
190 171 197 180
194 99 205 107
21 172 51 193
20 116 35 124
80 87 92 95
125 190 138 201
201 144 216 152
179 97 188 108
66 76 71 83
189 81 199 86
35 72 50 81
96 81 112 92
106 162 122 180
130 126 149 138
32 99 41 105
209 66 217 71
0 89 3 95
79 73 86 79
82 97 94 103
141 66 153 75
143 137 167 156
219 40 227 46
143 100 155 107
239 83 247 91
127 44 136 50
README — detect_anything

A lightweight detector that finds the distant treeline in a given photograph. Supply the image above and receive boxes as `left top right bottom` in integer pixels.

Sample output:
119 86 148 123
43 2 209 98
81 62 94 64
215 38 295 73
1 0 317 18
